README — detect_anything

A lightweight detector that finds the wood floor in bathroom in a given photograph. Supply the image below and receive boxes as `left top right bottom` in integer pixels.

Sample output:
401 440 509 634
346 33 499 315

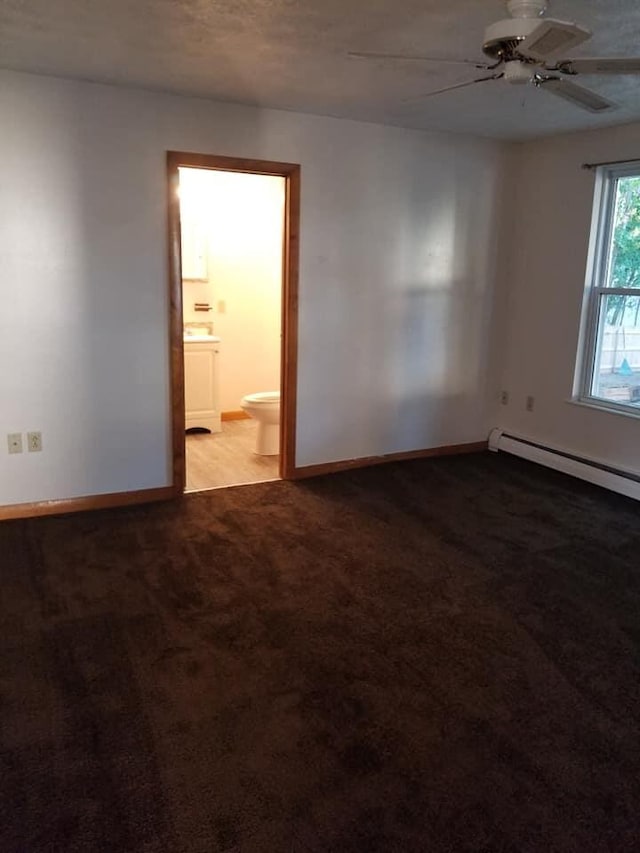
185 419 280 492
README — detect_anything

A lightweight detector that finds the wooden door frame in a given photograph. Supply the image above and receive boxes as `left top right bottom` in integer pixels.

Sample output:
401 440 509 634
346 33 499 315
167 151 300 492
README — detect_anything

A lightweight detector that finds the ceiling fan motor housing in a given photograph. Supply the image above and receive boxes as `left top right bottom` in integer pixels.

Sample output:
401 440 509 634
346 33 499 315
484 1 547 60
484 17 591 63
483 18 542 60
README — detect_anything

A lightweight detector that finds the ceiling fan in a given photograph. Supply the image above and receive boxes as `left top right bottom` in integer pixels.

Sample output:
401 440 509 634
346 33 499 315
349 0 640 112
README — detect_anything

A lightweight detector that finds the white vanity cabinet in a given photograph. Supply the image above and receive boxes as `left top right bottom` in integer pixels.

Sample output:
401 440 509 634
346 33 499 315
184 337 221 433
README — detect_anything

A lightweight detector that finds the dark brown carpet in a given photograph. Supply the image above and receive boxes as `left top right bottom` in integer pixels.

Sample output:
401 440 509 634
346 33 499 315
2 452 640 852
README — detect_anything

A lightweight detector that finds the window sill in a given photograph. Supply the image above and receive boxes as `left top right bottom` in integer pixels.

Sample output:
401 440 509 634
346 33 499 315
567 397 640 421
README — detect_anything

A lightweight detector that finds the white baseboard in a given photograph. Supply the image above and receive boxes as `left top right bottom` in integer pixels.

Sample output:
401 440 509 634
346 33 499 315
488 428 640 502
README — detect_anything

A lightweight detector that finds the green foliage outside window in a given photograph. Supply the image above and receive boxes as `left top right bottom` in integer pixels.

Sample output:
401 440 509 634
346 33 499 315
607 176 640 326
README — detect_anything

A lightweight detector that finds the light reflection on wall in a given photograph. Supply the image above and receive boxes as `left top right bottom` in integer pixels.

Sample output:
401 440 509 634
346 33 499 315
383 159 501 443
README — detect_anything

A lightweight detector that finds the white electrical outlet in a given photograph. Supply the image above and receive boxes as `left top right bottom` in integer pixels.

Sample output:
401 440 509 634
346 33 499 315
27 431 42 452
7 433 23 454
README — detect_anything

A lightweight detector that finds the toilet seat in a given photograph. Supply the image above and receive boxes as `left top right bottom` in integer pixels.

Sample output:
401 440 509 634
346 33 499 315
243 391 280 405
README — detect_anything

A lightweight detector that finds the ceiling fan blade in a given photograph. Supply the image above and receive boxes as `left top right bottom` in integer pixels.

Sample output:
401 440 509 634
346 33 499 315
403 74 502 103
518 19 591 61
347 51 493 70
556 57 640 75
537 77 616 112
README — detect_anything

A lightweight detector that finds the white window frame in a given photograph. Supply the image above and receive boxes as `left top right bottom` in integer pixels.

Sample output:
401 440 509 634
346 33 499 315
575 161 640 418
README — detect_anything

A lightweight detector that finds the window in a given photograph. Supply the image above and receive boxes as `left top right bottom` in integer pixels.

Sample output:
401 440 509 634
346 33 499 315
577 163 640 414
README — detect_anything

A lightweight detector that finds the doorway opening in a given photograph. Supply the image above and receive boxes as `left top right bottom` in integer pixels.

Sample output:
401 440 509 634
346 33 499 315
167 152 300 493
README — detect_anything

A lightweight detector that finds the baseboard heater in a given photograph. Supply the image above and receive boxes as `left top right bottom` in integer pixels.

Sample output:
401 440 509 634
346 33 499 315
488 428 640 502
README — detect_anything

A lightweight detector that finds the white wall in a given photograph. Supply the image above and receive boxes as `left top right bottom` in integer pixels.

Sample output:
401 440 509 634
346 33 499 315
496 121 640 474
180 169 283 412
0 68 506 505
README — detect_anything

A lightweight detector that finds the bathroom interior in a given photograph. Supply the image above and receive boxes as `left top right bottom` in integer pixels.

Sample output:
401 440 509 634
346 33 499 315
179 166 285 492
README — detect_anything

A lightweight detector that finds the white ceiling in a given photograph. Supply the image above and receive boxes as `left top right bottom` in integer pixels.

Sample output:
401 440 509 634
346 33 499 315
1 0 639 140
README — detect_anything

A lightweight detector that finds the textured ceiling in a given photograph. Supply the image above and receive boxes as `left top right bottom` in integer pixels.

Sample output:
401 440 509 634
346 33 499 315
1 0 639 140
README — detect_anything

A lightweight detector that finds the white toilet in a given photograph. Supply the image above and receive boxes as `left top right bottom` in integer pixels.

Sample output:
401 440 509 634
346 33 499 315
240 391 280 455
